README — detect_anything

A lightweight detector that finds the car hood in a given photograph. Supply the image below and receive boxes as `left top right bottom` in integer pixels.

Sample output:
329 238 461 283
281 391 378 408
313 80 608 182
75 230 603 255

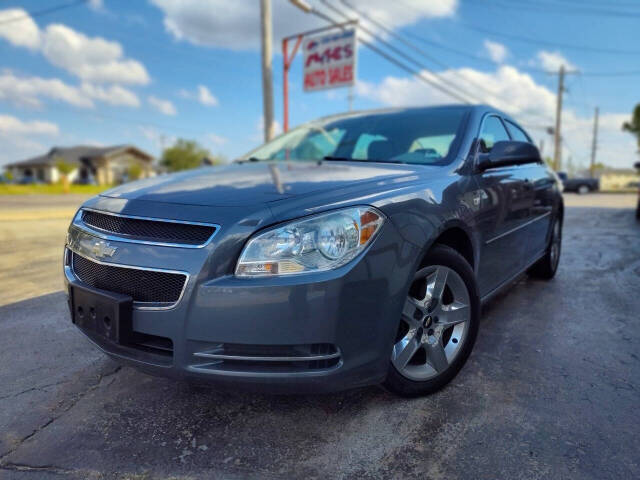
99 161 426 207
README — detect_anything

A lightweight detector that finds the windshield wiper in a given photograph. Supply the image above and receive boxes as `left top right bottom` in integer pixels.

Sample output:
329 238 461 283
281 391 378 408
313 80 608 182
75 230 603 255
322 156 368 162
322 156 405 164
235 156 263 163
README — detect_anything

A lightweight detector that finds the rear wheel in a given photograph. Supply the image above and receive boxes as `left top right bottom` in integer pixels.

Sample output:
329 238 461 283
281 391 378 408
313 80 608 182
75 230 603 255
528 216 562 279
577 184 590 194
383 245 479 397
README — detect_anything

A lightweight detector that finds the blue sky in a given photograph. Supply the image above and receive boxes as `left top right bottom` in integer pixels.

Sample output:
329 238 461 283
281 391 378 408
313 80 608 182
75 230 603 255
0 0 638 169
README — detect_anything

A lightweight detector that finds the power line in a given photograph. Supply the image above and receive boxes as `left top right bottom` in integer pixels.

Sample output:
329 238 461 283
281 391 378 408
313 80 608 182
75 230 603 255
332 0 554 126
306 3 475 104
457 21 640 55
581 70 640 77
393 0 640 55
338 0 502 99
466 0 640 19
0 0 88 26
319 1 477 104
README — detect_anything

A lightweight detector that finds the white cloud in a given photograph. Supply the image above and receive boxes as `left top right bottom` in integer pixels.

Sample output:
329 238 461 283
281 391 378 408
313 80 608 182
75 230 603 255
148 95 177 115
42 24 149 84
0 114 59 136
0 9 150 85
197 85 218 106
179 85 219 107
0 115 58 166
357 65 555 122
252 116 282 142
483 40 508 63
138 125 175 152
149 0 457 50
0 136 47 166
88 0 105 11
0 9 41 50
205 133 228 146
80 83 140 107
561 112 635 169
0 71 94 108
534 50 576 72
355 65 635 168
0 71 140 109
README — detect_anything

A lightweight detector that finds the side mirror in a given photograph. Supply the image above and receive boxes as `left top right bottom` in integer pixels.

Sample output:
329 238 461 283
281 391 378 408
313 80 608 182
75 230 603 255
477 141 542 171
634 161 640 170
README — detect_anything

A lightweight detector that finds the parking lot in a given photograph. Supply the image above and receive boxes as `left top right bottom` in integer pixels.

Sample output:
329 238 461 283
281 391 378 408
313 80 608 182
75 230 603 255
1 193 639 479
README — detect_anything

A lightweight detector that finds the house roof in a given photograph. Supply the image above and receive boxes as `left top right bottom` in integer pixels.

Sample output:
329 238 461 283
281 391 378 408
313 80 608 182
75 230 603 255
6 145 154 168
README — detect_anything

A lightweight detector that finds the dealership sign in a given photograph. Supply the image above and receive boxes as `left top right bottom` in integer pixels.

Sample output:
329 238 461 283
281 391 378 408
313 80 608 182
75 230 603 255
303 29 357 92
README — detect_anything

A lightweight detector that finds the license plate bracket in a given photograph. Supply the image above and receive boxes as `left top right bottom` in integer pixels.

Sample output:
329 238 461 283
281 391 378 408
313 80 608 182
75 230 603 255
70 283 133 344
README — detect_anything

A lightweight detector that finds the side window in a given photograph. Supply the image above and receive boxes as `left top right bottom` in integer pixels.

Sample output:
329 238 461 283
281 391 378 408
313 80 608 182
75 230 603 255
505 120 532 143
479 116 510 152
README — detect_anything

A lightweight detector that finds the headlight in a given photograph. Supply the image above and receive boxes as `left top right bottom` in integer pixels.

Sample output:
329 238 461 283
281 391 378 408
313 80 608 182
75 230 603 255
235 206 384 277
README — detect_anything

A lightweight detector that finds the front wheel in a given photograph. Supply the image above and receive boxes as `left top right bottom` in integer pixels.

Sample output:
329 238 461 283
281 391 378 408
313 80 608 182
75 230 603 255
577 184 590 194
383 245 480 397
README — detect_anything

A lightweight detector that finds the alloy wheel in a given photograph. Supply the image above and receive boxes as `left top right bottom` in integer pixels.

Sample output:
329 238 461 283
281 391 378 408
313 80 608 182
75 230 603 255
392 265 471 381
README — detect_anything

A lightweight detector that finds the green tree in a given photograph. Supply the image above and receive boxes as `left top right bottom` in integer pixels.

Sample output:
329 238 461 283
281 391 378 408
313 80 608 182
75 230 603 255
127 163 143 181
544 156 554 170
622 104 640 151
55 157 75 193
160 139 212 172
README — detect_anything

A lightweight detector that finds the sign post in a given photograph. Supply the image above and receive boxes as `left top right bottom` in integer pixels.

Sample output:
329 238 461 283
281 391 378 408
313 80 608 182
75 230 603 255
282 35 303 134
281 21 357 133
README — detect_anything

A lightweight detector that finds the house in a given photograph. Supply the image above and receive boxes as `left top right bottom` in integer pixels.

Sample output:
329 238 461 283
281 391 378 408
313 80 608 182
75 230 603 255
5 145 155 185
597 168 639 191
574 167 640 191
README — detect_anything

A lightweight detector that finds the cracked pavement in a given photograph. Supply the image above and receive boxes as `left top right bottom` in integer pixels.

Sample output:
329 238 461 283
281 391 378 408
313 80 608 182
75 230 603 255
0 193 639 479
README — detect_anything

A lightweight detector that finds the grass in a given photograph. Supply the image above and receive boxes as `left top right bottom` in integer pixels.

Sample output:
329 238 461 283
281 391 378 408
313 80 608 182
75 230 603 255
0 184 113 195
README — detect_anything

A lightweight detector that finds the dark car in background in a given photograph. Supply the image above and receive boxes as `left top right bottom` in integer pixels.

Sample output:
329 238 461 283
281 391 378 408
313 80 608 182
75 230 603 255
557 171 599 194
63 105 563 396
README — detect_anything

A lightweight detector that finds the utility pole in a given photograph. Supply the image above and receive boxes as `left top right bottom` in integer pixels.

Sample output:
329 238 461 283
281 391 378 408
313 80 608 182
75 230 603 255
590 106 599 178
553 64 565 172
260 0 275 142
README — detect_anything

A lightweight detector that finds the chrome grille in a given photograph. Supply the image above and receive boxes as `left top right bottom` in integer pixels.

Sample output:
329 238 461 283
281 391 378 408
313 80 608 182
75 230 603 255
71 252 186 304
81 209 217 246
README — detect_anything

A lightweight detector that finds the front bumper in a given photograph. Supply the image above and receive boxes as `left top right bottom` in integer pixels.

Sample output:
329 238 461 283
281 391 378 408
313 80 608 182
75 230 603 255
64 206 419 394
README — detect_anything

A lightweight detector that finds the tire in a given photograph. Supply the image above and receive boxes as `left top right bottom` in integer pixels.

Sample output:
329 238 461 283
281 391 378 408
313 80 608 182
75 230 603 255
577 184 590 195
636 200 640 221
528 216 562 279
383 244 480 397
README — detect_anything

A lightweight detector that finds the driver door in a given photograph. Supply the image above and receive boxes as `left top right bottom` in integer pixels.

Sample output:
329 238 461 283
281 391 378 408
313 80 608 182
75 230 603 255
473 116 533 296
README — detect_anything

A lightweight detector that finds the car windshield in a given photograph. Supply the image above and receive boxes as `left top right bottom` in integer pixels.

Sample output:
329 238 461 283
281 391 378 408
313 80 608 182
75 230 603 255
243 107 468 165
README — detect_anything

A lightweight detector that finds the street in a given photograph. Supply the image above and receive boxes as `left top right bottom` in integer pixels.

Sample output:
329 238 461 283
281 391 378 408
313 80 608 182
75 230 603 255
1 193 639 479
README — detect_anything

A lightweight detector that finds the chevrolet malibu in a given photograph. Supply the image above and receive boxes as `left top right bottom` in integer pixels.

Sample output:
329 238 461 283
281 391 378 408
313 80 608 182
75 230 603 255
64 105 563 396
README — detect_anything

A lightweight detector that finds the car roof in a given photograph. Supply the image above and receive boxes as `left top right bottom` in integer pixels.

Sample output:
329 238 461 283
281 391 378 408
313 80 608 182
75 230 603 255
310 104 507 124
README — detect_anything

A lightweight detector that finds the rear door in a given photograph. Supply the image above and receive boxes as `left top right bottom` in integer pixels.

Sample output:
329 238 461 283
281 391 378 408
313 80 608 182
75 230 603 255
504 119 554 260
473 115 533 296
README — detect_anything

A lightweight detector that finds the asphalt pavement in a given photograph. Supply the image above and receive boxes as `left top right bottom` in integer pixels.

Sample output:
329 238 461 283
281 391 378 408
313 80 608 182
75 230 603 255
0 193 639 479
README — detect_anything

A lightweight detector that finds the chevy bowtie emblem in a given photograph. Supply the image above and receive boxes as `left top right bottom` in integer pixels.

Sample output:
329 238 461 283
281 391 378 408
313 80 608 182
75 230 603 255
91 240 117 259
